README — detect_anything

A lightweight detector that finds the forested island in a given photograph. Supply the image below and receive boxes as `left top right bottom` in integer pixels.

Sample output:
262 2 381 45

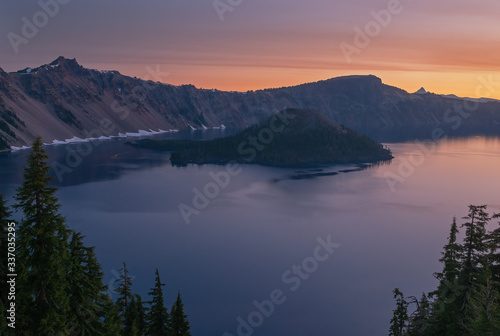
132 108 393 167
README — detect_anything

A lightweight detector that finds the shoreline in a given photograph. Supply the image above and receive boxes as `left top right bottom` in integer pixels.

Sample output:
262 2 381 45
6 125 226 152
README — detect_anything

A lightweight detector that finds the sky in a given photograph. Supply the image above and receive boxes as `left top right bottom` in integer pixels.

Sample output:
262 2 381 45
1 0 500 98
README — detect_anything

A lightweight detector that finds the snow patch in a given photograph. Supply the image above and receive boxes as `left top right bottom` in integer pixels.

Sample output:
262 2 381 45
11 129 174 151
10 145 31 151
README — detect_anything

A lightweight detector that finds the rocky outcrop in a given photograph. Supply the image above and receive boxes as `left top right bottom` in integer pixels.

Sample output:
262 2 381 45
1 57 500 150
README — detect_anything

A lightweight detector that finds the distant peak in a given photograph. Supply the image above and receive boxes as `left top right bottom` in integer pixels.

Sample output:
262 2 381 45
50 56 80 66
327 74 382 82
414 87 427 94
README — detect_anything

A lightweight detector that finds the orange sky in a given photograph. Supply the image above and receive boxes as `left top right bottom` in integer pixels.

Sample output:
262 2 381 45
2 0 500 98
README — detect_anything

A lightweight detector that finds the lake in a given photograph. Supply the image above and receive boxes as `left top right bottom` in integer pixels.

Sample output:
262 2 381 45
1 132 500 336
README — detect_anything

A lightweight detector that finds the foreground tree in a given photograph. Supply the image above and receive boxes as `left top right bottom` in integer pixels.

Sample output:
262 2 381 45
147 269 170 335
460 205 491 326
389 288 409 336
428 218 463 335
170 292 191 336
392 205 500 336
11 137 109 335
14 137 73 334
464 266 500 335
407 293 431 336
66 231 105 335
100 294 123 336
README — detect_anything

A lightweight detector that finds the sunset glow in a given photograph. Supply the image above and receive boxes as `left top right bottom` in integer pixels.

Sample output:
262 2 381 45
1 0 500 97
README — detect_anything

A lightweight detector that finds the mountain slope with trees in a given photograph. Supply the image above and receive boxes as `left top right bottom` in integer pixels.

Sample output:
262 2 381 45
1 57 500 150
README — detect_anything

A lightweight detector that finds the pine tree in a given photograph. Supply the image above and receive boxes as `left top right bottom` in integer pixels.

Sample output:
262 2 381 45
407 293 430 336
460 205 491 326
464 266 500 335
389 288 408 336
13 136 72 334
135 294 147 335
146 269 170 336
428 217 463 335
100 294 123 336
486 213 500 284
123 295 140 336
116 262 134 319
169 292 191 336
66 230 105 335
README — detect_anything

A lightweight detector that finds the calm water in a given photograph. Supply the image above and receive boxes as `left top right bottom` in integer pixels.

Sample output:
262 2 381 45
1 134 500 336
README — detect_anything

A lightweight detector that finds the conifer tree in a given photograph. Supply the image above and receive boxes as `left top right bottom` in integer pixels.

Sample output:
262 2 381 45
486 213 500 284
147 268 170 336
13 136 72 334
389 288 408 336
100 294 123 336
407 293 430 336
123 295 140 336
116 262 134 318
460 205 491 325
464 266 500 335
135 294 147 335
169 292 191 336
66 231 105 335
428 217 463 335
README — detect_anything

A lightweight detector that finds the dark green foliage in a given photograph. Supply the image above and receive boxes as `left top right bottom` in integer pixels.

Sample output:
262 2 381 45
66 231 105 335
392 205 500 336
464 266 500 335
0 134 9 150
487 213 500 284
14 136 72 334
11 137 108 335
390 288 409 336
100 294 123 336
460 205 491 326
428 218 464 335
2 109 25 129
146 269 170 336
0 120 15 138
169 292 191 336
122 294 146 336
116 262 134 318
54 103 83 130
407 293 431 336
123 296 140 336
3 137 193 335
135 294 147 335
133 108 393 167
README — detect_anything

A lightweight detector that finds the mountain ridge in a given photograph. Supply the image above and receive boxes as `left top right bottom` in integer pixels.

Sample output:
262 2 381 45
1 57 500 150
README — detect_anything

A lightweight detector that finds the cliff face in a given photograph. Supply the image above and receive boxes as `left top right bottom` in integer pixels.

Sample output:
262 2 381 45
1 57 500 149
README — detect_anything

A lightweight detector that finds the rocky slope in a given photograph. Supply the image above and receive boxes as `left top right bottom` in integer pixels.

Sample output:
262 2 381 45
1 57 500 150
